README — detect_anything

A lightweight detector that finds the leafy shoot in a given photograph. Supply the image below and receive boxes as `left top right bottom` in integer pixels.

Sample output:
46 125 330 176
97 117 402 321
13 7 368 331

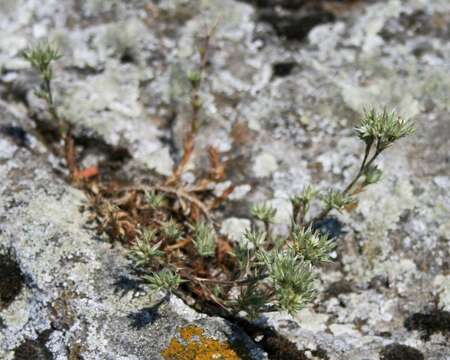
191 222 216 257
144 269 184 294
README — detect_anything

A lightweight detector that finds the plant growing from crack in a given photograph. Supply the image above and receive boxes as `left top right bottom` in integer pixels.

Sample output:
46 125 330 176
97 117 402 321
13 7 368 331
22 42 97 182
242 109 413 316
131 109 414 318
22 43 63 130
310 109 414 225
23 40 414 320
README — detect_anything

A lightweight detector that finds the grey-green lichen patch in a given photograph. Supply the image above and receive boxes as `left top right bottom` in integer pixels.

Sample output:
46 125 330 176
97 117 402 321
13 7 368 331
58 62 173 176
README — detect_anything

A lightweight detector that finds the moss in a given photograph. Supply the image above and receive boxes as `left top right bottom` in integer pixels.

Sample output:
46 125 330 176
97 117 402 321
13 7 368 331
161 325 241 360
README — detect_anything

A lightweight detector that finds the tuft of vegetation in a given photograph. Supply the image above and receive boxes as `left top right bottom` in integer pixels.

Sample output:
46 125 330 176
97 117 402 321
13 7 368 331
22 42 98 182
251 203 277 225
23 37 414 321
161 219 183 241
129 229 163 267
145 190 166 210
22 43 64 133
144 269 184 294
191 222 216 257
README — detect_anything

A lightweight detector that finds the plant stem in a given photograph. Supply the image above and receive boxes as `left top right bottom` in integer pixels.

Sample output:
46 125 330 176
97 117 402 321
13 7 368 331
193 273 268 285
44 77 62 132
342 141 372 195
297 203 307 226
308 140 381 225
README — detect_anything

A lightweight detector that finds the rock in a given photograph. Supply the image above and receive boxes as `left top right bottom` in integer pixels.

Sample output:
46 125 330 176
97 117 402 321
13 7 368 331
0 115 265 359
1 0 449 358
229 184 252 200
252 153 278 178
328 324 360 337
433 275 450 311
293 308 329 333
221 218 251 243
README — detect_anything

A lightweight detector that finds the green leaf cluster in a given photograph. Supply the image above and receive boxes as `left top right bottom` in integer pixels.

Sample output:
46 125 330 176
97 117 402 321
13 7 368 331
22 42 62 82
144 269 183 293
129 229 163 267
355 108 414 151
191 222 216 257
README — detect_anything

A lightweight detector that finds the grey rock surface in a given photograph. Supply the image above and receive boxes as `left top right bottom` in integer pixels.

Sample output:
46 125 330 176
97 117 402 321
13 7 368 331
0 109 266 359
1 0 449 359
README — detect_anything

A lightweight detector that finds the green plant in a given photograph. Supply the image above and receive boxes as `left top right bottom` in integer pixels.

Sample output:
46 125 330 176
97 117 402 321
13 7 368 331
124 110 413 317
22 42 97 182
290 185 317 225
225 214 333 316
144 269 184 293
191 222 216 257
251 203 277 225
161 219 183 241
311 108 414 224
218 109 413 317
290 225 334 264
22 43 64 133
26 39 413 320
129 229 163 267
146 190 166 210
259 249 316 314
322 190 355 213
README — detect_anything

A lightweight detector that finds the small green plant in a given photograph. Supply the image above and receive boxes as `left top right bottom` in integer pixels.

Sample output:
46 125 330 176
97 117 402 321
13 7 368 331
243 228 267 249
355 108 414 151
126 107 413 317
311 108 414 224
161 219 183 241
322 190 355 213
30 37 414 320
250 203 277 238
290 185 317 225
146 190 166 210
129 229 163 267
226 215 333 316
218 109 414 317
290 225 334 264
22 42 97 182
144 269 184 293
22 43 64 133
191 222 216 257
251 203 277 225
258 249 316 314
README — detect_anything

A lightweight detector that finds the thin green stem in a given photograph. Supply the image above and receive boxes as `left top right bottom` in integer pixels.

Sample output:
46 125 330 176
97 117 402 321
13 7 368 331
43 76 66 136
193 273 268 285
308 140 379 226
343 141 372 195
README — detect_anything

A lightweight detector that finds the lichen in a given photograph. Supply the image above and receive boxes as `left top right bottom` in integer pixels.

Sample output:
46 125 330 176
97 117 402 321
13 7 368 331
161 325 241 360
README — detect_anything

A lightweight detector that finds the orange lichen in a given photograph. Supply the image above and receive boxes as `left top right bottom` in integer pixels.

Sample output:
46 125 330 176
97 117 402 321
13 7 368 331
161 325 241 360
179 325 204 341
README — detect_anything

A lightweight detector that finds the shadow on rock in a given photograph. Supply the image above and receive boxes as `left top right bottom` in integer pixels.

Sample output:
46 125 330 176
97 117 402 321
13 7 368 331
380 343 424 360
404 309 450 340
0 252 25 310
127 304 162 330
